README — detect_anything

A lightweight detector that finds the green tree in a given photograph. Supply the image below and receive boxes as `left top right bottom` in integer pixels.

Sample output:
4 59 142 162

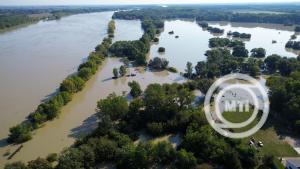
232 46 249 57
113 68 118 78
264 54 280 73
96 115 114 136
119 65 126 77
27 158 52 169
87 137 118 161
251 48 266 58
152 141 176 164
57 148 84 169
128 81 142 98
185 62 193 78
4 162 28 169
148 57 169 70
8 123 32 143
158 47 165 52
97 93 128 121
78 67 93 81
117 144 151 169
175 149 197 169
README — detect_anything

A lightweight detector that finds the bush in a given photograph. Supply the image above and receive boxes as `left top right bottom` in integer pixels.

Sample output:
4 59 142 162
167 67 178 73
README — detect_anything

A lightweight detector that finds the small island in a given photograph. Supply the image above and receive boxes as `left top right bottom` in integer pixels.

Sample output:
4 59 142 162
228 31 251 39
286 40 300 50
158 47 166 53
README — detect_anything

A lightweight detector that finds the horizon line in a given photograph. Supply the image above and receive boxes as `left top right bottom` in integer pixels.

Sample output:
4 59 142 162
0 1 299 7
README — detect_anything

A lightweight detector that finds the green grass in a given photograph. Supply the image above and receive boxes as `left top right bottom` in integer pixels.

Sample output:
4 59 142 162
223 110 252 123
273 157 285 169
222 110 297 157
245 127 298 157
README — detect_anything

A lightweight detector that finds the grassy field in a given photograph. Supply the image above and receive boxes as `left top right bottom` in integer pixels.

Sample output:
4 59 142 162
223 110 252 123
222 110 298 157
245 127 298 157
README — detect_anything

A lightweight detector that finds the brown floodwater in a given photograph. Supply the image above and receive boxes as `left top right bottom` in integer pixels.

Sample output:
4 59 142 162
0 12 184 166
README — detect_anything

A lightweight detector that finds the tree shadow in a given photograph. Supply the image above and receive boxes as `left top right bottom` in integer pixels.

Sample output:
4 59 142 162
0 137 9 148
69 114 98 139
102 77 113 82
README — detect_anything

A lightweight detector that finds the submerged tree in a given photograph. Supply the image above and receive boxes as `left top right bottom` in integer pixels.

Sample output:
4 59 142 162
113 68 118 78
128 81 142 98
185 62 193 79
119 65 126 77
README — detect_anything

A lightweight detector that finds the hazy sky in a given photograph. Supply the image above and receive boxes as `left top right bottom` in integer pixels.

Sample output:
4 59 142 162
0 0 298 6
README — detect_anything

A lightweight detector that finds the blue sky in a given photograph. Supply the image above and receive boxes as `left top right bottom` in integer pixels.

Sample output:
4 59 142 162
0 0 298 6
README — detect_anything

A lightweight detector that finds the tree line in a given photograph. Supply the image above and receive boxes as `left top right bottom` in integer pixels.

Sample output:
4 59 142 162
0 6 125 31
108 19 164 65
0 14 39 30
113 7 300 25
7 20 116 144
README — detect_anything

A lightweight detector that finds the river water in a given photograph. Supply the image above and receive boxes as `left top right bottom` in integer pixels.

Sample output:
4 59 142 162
0 12 184 166
0 13 298 166
150 20 298 72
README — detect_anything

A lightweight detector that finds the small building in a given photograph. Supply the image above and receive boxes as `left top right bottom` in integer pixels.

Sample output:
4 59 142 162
286 158 300 169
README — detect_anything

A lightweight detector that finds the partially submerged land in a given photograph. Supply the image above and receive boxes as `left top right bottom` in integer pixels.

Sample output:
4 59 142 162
2 4 300 169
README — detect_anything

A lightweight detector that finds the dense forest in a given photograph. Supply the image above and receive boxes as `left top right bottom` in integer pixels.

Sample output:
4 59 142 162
7 20 115 144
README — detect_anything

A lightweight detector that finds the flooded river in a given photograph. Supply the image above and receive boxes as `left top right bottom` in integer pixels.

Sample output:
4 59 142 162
0 12 183 166
150 20 298 72
0 13 298 166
